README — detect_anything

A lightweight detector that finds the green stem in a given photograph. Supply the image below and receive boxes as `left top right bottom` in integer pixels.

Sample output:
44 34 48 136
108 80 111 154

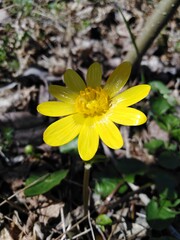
83 163 92 216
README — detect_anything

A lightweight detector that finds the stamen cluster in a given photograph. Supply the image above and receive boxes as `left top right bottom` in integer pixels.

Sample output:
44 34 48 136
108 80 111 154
75 87 110 117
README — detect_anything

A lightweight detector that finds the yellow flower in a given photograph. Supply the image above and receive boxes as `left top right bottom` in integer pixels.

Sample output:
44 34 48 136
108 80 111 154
37 62 151 161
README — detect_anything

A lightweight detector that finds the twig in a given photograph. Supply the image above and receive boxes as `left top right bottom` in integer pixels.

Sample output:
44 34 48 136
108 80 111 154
168 225 180 240
71 228 91 239
98 179 125 214
94 222 107 240
0 173 49 207
60 206 66 240
88 211 96 240
116 4 139 59
125 0 180 65
106 183 152 211
56 215 88 240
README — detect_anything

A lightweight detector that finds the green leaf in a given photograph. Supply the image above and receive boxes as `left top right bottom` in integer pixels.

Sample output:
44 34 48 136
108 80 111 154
60 137 78 154
175 41 180 52
144 139 164 154
116 158 147 175
153 170 177 198
158 151 180 170
96 214 112 226
170 199 180 208
158 192 180 212
0 48 6 63
159 114 180 132
166 143 178 151
149 81 169 95
24 169 68 197
171 129 180 142
123 174 135 183
159 189 178 202
9 59 19 71
146 199 176 230
95 178 127 198
164 94 177 106
150 96 171 116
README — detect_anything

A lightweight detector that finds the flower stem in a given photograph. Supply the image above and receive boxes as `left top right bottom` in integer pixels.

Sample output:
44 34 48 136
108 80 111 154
83 163 91 216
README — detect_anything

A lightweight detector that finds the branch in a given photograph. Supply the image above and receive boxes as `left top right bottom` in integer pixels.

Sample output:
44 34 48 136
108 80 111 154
125 0 180 65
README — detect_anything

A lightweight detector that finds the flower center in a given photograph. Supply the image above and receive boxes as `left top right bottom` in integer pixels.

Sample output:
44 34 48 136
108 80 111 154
75 87 110 117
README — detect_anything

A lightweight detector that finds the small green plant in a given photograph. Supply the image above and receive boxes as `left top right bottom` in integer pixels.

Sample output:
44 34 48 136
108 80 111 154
0 127 14 151
12 0 33 16
146 190 180 231
96 214 112 231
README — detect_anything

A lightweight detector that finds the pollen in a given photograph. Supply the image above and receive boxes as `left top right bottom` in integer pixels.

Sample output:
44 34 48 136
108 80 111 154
75 87 110 117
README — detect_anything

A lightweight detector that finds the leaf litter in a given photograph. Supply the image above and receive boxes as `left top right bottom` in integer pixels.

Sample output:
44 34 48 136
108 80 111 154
0 0 179 239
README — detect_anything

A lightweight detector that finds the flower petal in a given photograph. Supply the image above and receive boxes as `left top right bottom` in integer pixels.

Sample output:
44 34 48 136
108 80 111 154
104 61 132 97
43 114 83 146
37 101 75 117
78 117 99 161
64 69 86 92
95 118 123 149
49 85 78 103
86 62 102 87
111 84 151 107
109 107 147 126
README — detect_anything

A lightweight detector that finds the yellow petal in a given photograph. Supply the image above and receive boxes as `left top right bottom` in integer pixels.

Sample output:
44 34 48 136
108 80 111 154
104 62 132 97
64 69 86 92
86 62 102 87
49 85 78 103
95 118 123 149
78 117 99 161
37 101 75 117
43 114 83 146
109 107 147 126
112 84 151 107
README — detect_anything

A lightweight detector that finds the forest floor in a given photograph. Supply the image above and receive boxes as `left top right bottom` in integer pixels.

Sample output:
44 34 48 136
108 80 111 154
0 1 180 239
